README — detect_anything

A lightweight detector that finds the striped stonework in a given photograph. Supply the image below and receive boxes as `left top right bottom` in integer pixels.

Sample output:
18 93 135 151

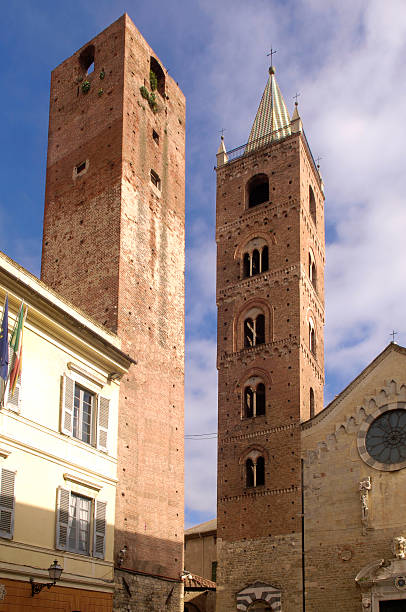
236 582 282 611
357 401 406 471
246 68 291 153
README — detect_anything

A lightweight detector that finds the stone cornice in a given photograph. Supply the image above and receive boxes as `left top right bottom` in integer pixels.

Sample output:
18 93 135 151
218 336 298 366
217 264 300 301
219 484 298 503
220 422 298 444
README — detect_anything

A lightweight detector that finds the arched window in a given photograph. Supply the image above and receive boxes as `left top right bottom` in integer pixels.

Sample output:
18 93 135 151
310 387 315 418
309 249 316 290
244 314 265 348
247 174 269 208
245 457 265 488
309 185 316 224
150 57 165 97
309 317 316 355
244 382 266 418
79 45 95 76
246 458 255 487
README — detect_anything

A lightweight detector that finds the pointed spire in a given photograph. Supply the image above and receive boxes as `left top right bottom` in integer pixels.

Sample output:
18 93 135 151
216 135 228 167
291 101 302 134
246 66 291 152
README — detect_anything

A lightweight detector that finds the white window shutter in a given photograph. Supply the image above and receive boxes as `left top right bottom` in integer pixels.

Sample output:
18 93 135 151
0 468 16 539
7 372 21 412
93 500 107 559
97 396 110 452
61 375 74 436
56 487 70 550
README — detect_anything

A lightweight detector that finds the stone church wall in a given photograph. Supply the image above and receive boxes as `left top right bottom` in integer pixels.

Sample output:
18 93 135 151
302 351 406 610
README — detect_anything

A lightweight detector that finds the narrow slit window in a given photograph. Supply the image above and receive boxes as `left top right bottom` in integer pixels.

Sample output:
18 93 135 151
150 169 161 190
152 130 159 144
76 161 86 175
310 387 315 418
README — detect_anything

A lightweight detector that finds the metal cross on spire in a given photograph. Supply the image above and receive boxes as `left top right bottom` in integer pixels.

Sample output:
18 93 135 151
219 128 226 138
267 47 278 66
390 330 398 343
293 92 300 104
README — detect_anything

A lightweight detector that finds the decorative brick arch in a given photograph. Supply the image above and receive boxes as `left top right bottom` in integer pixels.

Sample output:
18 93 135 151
237 582 281 610
234 231 276 262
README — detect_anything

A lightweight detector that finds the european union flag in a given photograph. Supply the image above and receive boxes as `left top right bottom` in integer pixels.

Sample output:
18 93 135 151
0 296 9 381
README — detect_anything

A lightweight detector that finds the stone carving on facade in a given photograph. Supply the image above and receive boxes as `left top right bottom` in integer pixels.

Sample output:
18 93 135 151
0 585 6 601
392 536 406 559
356 537 406 610
359 476 371 535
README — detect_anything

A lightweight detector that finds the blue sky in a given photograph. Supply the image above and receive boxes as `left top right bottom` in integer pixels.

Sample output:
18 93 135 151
2 0 406 527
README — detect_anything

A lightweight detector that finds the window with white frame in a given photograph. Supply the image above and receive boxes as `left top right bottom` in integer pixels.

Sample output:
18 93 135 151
68 493 91 554
56 487 106 558
73 384 93 444
61 375 110 452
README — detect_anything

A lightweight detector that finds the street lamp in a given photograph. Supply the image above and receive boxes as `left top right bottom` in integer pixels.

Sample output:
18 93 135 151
30 560 63 596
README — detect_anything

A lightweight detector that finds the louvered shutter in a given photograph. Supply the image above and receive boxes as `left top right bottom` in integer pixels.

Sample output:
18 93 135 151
7 372 21 412
97 396 110 452
93 500 107 559
0 469 16 539
61 375 75 436
56 487 70 550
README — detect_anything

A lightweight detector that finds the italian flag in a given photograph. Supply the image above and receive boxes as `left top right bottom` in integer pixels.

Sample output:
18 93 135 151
9 303 27 397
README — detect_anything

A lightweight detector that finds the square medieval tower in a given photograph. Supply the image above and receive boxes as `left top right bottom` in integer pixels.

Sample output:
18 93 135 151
215 66 325 611
41 14 185 612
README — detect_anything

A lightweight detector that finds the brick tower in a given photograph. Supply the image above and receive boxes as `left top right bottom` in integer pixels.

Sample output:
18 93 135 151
41 15 185 612
215 66 325 611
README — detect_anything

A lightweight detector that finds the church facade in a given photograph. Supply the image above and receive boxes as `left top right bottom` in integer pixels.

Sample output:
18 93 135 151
215 67 406 611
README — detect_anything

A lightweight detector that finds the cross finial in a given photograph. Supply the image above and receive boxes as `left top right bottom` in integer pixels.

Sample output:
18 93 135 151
267 47 278 66
390 330 398 343
219 128 226 139
316 155 322 168
293 92 300 104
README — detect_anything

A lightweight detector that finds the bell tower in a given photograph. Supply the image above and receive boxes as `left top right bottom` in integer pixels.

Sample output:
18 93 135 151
215 66 325 611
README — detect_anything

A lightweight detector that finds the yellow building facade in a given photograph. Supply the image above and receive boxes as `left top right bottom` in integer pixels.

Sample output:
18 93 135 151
0 252 133 610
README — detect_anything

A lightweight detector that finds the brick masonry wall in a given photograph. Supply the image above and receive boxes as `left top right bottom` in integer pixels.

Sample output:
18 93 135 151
216 131 324 609
113 570 183 612
40 13 185 604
